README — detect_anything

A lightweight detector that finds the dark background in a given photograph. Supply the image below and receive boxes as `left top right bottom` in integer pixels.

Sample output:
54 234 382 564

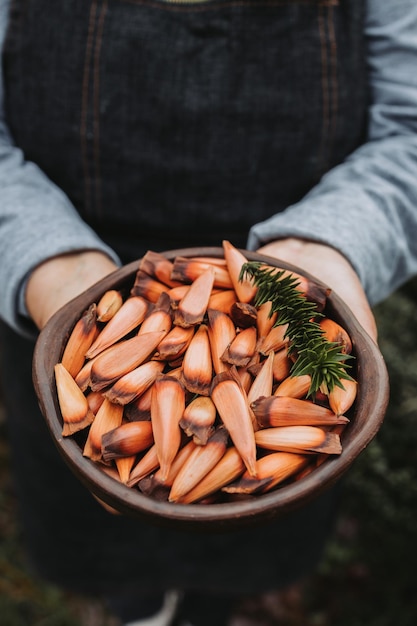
1 277 417 626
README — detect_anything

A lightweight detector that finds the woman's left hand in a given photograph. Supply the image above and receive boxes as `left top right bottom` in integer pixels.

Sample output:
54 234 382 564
257 238 378 342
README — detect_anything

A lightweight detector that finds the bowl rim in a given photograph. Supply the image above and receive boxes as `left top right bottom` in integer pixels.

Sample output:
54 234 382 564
32 247 390 529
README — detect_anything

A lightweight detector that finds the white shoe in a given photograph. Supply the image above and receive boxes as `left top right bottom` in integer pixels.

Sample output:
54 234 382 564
123 590 182 626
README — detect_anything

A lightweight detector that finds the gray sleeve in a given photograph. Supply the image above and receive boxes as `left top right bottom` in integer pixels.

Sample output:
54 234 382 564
0 0 121 336
248 0 417 307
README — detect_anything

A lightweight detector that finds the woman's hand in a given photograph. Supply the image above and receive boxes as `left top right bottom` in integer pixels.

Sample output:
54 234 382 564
257 238 378 342
25 251 119 330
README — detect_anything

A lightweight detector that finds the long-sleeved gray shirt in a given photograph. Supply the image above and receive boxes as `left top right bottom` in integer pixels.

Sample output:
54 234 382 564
1 0 417 337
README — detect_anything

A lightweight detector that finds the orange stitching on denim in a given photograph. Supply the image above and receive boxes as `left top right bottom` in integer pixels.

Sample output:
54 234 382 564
118 0 339 12
327 3 338 160
318 4 329 170
92 0 109 217
80 0 99 215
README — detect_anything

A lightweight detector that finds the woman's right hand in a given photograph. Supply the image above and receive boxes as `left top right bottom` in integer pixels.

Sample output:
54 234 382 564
25 250 119 330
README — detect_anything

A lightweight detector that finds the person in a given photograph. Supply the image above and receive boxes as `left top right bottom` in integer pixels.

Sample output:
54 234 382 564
0 0 416 624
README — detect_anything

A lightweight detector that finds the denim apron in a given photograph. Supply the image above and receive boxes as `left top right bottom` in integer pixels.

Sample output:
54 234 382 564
1 0 366 595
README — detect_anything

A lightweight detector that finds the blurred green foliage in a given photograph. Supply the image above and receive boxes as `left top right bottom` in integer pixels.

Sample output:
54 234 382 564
309 277 417 626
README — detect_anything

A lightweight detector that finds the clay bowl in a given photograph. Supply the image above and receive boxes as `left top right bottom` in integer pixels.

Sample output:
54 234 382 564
32 247 389 531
